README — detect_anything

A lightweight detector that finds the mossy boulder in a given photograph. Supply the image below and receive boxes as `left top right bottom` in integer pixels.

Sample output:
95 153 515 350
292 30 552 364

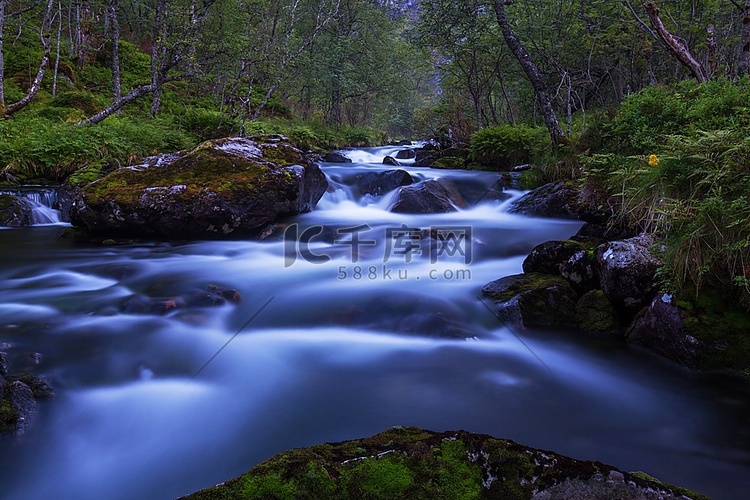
481 273 578 330
576 290 625 336
181 427 706 500
70 137 328 239
627 290 750 371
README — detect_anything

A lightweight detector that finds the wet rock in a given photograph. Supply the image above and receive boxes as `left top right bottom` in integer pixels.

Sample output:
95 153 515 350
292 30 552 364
323 151 353 163
508 181 610 223
561 250 599 294
596 235 660 318
4 381 36 436
10 375 55 399
181 427 706 500
575 221 636 242
382 155 400 166
71 137 328 239
0 352 7 377
353 169 413 197
522 240 587 276
395 149 416 160
0 375 5 395
627 294 700 368
0 195 34 227
627 290 750 371
481 273 578 330
576 290 625 336
389 179 468 214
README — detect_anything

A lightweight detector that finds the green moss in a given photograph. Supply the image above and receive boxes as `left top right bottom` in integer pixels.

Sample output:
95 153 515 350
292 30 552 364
431 439 482 499
576 290 624 336
630 471 709 500
431 156 465 169
341 455 415 498
0 398 19 435
240 471 296 499
679 288 750 371
484 273 572 303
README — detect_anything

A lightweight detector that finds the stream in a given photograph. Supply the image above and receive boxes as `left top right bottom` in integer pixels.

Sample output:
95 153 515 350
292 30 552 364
1 146 750 499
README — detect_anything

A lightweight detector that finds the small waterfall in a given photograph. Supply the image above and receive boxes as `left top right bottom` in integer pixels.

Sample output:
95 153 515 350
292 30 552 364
0 187 62 226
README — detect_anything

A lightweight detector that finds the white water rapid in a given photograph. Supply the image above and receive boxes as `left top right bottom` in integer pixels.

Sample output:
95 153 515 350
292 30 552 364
0 147 748 499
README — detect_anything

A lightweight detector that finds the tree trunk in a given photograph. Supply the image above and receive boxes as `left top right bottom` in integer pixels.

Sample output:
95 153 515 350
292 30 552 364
150 0 167 117
5 0 55 117
78 83 157 125
52 0 62 96
642 1 708 82
740 0 750 76
492 0 564 145
0 0 6 115
108 0 121 105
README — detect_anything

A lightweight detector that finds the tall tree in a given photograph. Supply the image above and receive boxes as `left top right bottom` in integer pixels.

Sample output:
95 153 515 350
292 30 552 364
740 0 750 75
4 0 56 117
492 0 564 145
642 1 708 82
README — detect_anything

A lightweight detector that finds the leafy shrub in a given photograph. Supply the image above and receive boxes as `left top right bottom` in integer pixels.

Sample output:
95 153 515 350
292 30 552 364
176 108 239 140
470 124 548 170
50 91 104 114
288 125 320 151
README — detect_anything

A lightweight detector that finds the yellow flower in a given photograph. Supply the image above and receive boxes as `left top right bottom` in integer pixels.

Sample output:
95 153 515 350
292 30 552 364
648 154 660 167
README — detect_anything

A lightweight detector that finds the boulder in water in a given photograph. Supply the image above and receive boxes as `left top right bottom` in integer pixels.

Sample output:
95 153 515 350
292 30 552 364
508 181 610 223
353 169 413 197
395 149 416 160
481 273 578 330
0 195 34 227
323 151 353 163
595 235 660 318
389 179 467 214
522 239 588 276
382 155 400 166
70 137 328 239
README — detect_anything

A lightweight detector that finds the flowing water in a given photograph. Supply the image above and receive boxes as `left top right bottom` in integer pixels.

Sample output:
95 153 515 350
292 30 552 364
1 146 749 499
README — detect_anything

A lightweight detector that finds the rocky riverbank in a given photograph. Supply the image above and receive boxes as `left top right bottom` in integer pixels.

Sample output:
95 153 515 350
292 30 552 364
482 181 750 374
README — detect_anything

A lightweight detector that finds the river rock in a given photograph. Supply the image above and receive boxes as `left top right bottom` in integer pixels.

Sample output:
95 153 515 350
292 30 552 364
3 381 36 437
561 249 599 294
0 352 7 377
395 149 416 160
382 155 400 166
481 273 578 330
70 137 328 239
508 181 610 223
627 294 700 368
627 290 750 371
353 169 414 197
596 235 660 318
323 151 353 163
388 179 467 214
0 195 34 227
11 375 55 399
522 240 587 276
181 427 706 500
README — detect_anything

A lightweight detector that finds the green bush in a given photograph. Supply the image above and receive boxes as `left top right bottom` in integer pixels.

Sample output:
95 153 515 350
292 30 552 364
470 124 548 170
50 91 105 114
176 108 240 140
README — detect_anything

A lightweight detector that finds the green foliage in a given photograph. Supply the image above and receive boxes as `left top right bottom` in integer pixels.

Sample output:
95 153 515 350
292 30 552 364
470 124 548 170
607 78 750 154
175 108 240 140
0 115 194 182
50 91 105 114
583 124 750 305
341 456 415 498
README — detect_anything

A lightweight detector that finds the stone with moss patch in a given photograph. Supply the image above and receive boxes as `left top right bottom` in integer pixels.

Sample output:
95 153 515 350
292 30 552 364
70 137 328 239
481 273 578 330
576 290 625 336
628 289 750 372
180 427 706 500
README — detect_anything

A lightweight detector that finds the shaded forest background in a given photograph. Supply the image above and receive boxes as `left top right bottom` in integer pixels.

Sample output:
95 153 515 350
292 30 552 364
0 0 749 305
